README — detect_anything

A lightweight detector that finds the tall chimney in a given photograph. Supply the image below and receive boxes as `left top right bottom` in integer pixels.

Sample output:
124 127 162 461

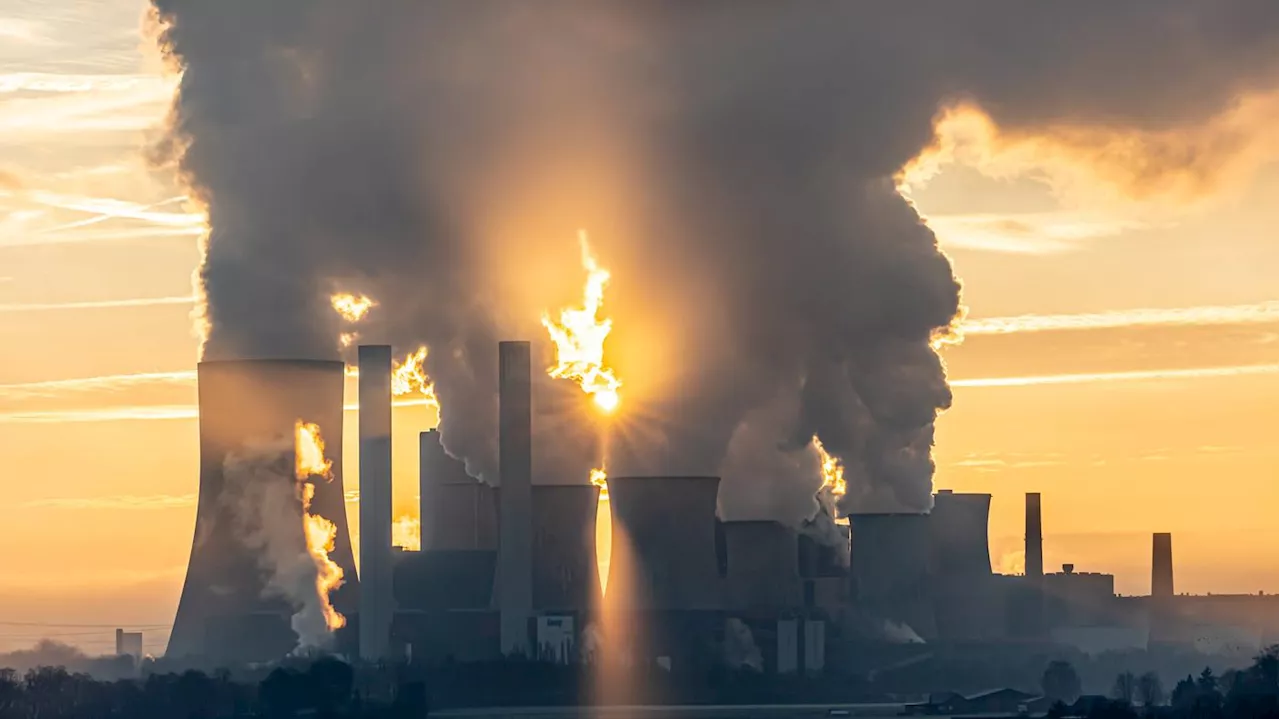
1025 493 1043 578
497 341 533 655
1152 532 1174 597
358 345 393 661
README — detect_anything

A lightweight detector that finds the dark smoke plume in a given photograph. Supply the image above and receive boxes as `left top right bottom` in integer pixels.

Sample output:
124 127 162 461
151 1 1276 521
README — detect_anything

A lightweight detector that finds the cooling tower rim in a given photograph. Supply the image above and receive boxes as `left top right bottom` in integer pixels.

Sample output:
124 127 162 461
531 484 600 495
198 358 344 370
608 475 720 483
720 519 793 528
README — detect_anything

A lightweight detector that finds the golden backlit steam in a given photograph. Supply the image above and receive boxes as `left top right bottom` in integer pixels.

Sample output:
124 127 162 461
393 515 421 552
899 92 1279 206
392 346 440 410
330 292 376 322
542 231 622 413
930 305 969 352
812 437 847 499
294 421 332 479
590 467 609 500
293 421 345 632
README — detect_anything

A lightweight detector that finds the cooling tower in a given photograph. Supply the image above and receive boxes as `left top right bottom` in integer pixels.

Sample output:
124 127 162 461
358 345 394 661
849 513 936 639
420 429 497 550
168 359 359 662
930 490 992 577
532 485 601 612
931 491 1001 640
723 521 802 611
606 476 723 610
496 341 533 655
1152 532 1174 597
1025 492 1044 579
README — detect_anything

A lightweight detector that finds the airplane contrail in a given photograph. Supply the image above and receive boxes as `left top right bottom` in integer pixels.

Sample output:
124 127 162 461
961 301 1278 335
0 370 197 398
22 494 197 510
0 296 196 312
950 363 1278 388
0 397 438 423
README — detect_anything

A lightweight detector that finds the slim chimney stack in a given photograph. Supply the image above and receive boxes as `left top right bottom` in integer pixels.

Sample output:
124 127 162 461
1152 532 1174 597
358 345 394 661
1025 492 1043 578
497 341 533 655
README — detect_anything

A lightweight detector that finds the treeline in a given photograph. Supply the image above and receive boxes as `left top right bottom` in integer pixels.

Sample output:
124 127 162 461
1059 645 1278 719
0 658 425 718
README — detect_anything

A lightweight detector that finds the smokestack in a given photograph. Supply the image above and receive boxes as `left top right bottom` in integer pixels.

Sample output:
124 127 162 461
1152 532 1174 597
1025 493 1043 579
358 345 393 661
497 341 533 655
168 359 359 663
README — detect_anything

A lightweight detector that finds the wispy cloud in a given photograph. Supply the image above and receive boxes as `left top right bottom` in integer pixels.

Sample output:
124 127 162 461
0 19 55 46
962 301 1278 335
924 211 1146 255
0 405 199 424
0 191 204 247
0 397 438 424
25 192 199 229
0 73 175 136
0 370 195 399
23 494 195 510
0 73 157 94
0 296 195 313
951 363 1277 389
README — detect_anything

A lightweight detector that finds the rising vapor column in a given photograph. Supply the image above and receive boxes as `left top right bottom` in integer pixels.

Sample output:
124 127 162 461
497 341 533 656
358 345 393 661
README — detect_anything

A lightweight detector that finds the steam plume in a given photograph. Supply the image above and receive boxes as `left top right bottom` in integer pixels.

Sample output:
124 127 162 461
152 1 1276 521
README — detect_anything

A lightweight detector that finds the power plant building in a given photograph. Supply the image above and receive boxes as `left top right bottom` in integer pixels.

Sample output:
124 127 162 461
168 347 1277 672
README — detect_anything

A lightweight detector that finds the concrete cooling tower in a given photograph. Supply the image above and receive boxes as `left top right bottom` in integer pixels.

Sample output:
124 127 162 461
531 485 601 612
419 430 498 551
606 476 723 611
849 513 936 640
930 490 992 578
167 359 359 662
723 521 802 611
930 491 1001 640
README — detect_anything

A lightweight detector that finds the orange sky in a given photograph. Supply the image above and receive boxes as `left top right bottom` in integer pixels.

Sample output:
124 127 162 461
0 2 1275 655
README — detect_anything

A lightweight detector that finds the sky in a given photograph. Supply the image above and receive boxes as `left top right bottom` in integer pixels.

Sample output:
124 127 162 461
0 2 1275 655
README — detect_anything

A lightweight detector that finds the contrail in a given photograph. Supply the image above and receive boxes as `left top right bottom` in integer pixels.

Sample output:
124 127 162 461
0 296 196 313
23 494 197 510
951 364 1278 388
0 370 196 398
0 397 438 423
961 301 1278 336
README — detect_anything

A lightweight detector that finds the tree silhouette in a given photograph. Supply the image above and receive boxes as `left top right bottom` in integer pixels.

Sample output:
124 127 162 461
1136 671 1163 707
1111 671 1136 704
1041 660 1082 704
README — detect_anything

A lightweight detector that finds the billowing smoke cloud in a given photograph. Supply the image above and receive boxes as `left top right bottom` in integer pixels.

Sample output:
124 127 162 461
151 1 1276 519
220 439 336 652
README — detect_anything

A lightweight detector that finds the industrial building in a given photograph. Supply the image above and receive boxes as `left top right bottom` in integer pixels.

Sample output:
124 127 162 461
167 346 1279 671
